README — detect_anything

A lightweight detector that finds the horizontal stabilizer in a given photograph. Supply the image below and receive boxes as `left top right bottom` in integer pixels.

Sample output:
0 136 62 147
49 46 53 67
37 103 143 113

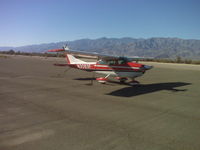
48 49 65 52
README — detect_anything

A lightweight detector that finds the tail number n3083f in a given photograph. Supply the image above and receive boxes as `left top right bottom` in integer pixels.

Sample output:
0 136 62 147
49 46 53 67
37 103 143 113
77 64 90 69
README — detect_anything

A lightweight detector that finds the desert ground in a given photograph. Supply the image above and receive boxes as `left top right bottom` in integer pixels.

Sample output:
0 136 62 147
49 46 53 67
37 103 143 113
0 55 200 150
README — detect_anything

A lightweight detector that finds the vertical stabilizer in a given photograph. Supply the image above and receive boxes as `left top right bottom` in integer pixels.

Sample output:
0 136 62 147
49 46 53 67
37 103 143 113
66 54 86 64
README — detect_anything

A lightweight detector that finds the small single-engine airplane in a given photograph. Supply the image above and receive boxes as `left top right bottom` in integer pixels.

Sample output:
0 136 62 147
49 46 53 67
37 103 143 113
48 45 153 85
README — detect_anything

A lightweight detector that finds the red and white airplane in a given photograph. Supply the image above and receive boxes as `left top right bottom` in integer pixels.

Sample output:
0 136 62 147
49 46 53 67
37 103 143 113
48 45 153 85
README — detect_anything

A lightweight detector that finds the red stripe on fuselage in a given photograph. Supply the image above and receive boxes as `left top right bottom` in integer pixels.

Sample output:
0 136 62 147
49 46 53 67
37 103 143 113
69 63 144 72
94 66 141 72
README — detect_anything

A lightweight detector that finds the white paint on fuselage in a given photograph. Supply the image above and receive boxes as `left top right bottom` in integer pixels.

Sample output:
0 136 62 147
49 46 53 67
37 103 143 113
95 71 143 78
95 65 140 69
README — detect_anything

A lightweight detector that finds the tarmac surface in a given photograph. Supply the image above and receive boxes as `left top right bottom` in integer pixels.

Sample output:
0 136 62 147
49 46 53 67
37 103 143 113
0 55 200 150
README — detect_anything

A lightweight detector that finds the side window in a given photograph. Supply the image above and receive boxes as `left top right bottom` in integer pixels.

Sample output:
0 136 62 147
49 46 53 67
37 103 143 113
118 59 125 65
98 60 107 65
108 60 116 65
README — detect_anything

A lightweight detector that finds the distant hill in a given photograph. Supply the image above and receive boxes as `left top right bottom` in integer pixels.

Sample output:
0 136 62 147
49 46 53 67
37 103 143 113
1 37 200 59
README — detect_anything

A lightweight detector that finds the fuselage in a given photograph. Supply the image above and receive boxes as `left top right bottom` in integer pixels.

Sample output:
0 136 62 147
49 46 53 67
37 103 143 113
70 60 151 79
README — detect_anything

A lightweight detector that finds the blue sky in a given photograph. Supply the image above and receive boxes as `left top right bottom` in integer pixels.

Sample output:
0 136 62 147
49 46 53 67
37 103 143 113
0 0 200 46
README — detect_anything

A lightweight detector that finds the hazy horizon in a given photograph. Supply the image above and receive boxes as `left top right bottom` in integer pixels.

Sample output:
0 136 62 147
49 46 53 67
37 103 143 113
1 36 200 47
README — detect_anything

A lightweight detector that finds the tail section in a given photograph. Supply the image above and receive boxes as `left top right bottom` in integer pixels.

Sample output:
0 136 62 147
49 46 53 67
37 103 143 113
48 44 87 64
65 54 86 64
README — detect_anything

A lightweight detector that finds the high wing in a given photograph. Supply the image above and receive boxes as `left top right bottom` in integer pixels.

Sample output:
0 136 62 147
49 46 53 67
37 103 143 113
47 45 151 62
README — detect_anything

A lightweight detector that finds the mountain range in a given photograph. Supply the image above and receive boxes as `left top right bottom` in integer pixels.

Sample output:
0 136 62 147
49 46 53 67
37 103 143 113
1 37 200 59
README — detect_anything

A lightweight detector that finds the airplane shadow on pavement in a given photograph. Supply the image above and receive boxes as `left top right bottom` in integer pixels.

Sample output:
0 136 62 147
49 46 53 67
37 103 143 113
107 82 191 97
74 78 191 97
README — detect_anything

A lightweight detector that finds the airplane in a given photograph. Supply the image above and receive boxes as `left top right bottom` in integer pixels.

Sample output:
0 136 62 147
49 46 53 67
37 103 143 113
48 45 153 85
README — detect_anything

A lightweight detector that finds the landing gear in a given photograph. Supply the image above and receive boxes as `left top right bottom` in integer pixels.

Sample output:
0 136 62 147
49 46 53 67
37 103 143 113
115 77 128 83
96 75 140 85
96 77 107 84
96 74 110 84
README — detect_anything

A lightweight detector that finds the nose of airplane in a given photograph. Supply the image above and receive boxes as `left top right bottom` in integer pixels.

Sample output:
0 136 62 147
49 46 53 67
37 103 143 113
143 65 153 70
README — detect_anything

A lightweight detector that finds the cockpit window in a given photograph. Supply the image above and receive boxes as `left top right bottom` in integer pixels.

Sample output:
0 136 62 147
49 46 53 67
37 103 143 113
98 57 129 65
107 60 116 65
98 60 107 65
118 59 126 64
